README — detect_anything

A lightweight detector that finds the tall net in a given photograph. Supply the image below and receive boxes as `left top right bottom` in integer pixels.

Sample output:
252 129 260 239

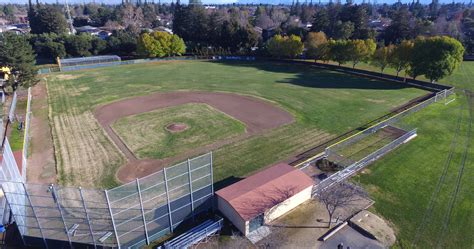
1 152 214 248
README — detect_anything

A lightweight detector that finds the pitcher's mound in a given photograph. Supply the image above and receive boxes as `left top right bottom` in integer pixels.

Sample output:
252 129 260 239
166 123 188 133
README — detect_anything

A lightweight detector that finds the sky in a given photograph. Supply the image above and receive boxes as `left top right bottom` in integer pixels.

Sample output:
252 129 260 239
0 0 471 5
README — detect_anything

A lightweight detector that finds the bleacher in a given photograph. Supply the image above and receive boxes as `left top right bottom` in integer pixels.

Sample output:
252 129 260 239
164 218 223 249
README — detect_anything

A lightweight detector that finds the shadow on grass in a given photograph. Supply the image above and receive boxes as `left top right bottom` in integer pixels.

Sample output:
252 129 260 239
214 176 244 191
210 60 412 90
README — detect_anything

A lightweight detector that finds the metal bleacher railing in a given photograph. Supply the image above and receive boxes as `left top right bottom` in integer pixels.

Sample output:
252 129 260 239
163 218 223 249
312 88 456 195
314 128 417 196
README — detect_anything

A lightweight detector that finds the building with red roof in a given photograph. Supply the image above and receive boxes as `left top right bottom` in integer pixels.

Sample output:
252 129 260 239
215 163 314 235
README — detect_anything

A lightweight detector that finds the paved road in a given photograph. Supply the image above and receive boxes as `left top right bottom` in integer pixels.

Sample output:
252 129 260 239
319 226 384 249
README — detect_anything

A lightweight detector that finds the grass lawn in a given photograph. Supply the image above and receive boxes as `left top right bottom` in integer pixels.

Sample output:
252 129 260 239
46 60 426 187
111 103 246 159
351 61 474 248
334 127 400 163
8 99 27 151
9 122 24 151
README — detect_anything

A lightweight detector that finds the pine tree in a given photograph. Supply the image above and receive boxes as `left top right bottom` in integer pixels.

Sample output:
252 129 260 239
0 33 38 92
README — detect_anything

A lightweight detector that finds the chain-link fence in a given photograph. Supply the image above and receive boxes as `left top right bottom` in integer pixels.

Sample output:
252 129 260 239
314 129 417 195
8 91 17 122
1 152 214 248
21 87 32 179
37 56 257 74
326 88 454 156
59 55 121 67
314 88 456 195
0 138 24 226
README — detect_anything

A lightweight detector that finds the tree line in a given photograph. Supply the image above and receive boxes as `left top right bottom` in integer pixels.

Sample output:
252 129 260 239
266 32 464 82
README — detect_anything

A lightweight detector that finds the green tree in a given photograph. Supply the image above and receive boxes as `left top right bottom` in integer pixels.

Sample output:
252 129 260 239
106 28 138 55
389 40 414 77
64 34 93 57
382 7 412 44
462 13 474 55
328 39 352 66
168 33 187 56
90 37 107 55
266 34 304 58
3 5 17 23
0 33 38 92
138 31 186 58
29 5 68 35
333 21 354 40
30 33 67 62
410 36 465 82
90 7 115 27
348 39 376 68
305 32 328 61
172 5 209 45
311 9 330 33
370 45 394 73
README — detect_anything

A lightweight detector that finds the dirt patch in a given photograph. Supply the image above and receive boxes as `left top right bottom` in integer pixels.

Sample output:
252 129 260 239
94 91 294 183
54 74 81 81
27 82 57 184
366 98 386 104
350 210 396 247
165 123 189 133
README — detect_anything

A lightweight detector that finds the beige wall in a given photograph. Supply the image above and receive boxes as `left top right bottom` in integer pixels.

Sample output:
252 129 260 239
217 185 313 236
217 196 248 235
264 186 312 223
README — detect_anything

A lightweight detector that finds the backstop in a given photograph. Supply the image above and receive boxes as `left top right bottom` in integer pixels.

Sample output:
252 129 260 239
1 152 214 249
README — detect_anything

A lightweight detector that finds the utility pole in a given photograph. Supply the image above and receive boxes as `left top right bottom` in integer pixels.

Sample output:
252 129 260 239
64 0 76 35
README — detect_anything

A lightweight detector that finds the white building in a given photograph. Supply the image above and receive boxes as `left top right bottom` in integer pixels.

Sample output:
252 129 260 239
216 163 314 236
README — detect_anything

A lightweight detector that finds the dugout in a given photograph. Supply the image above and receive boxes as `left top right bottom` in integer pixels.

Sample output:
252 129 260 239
216 163 313 236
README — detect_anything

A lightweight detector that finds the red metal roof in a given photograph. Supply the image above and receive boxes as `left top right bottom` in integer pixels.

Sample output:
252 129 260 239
216 163 314 221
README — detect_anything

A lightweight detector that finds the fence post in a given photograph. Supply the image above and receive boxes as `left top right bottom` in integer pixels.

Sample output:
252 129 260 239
210 152 215 212
21 87 32 181
8 91 17 122
79 187 97 249
187 159 195 220
136 178 150 245
105 190 121 249
21 183 49 249
210 152 214 196
50 184 72 248
163 168 174 233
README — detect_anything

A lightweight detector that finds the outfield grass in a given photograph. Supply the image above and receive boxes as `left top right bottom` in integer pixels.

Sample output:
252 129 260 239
46 60 426 187
112 103 246 159
352 61 474 248
333 60 474 92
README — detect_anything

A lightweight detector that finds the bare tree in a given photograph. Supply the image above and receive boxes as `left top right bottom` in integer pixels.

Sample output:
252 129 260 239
120 5 144 29
317 182 368 228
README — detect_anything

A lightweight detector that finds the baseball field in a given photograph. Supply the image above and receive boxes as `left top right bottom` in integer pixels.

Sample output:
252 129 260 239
44 60 427 188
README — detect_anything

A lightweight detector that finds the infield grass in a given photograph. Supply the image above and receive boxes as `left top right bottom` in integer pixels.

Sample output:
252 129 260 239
112 103 246 159
46 60 426 187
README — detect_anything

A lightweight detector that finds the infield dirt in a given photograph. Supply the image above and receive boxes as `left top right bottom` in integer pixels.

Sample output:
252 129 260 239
94 91 294 182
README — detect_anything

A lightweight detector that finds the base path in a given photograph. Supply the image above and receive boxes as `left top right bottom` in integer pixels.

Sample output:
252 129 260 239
94 91 294 182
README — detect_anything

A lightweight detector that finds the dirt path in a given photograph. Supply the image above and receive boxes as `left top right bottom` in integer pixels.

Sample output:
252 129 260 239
27 82 57 184
94 91 294 183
